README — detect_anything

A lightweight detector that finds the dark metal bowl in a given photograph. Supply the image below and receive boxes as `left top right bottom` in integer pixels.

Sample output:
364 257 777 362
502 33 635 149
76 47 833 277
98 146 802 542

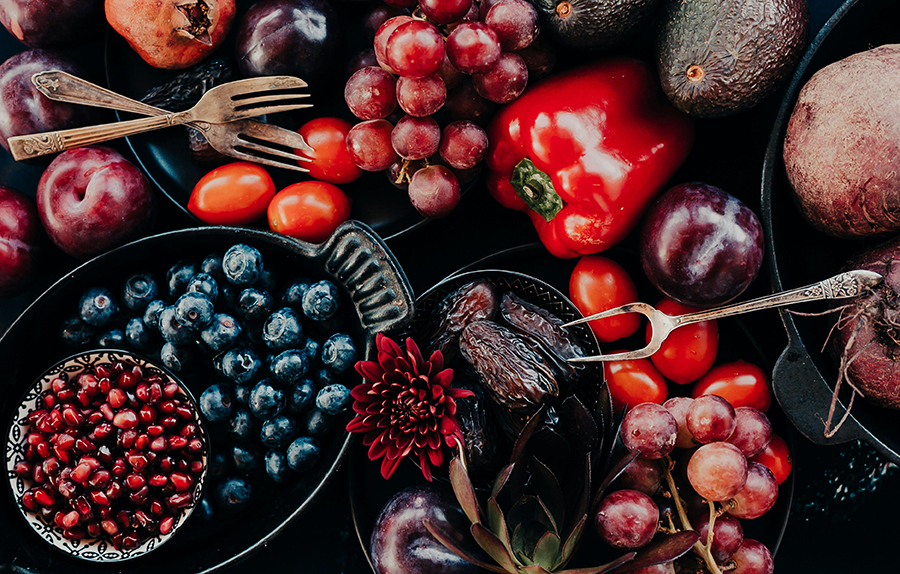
760 0 900 461
0 221 414 573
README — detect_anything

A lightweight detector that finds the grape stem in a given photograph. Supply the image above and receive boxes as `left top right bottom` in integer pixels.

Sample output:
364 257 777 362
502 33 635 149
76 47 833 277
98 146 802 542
661 456 724 574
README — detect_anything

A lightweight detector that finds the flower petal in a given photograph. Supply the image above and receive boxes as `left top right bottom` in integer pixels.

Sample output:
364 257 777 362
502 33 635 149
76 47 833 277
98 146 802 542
380 454 404 480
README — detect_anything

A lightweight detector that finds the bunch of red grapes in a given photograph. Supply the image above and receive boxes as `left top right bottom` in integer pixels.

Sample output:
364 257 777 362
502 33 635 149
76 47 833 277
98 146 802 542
595 397 782 574
344 0 551 218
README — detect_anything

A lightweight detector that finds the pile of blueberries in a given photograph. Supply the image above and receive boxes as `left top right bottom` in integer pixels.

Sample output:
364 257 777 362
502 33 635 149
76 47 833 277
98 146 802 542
59 244 358 515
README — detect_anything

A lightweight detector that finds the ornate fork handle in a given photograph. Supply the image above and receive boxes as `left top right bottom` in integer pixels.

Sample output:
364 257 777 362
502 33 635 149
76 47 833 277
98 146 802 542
674 270 884 327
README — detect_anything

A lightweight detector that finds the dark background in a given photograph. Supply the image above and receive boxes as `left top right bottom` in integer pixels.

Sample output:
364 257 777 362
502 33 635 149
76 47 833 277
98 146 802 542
3 0 896 572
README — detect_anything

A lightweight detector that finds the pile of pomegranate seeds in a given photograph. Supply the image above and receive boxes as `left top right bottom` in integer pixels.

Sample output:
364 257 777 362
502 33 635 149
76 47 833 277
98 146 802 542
13 359 206 550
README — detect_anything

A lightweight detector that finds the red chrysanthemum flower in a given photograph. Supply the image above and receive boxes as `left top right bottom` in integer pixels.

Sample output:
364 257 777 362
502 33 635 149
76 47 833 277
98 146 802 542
347 333 473 481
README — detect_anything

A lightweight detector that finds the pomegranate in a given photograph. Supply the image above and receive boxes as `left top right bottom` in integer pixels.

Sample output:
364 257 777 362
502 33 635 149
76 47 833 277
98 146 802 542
105 0 236 70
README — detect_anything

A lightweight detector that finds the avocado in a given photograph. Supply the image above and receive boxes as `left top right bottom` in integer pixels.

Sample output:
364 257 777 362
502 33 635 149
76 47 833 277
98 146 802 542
532 0 661 51
656 0 809 118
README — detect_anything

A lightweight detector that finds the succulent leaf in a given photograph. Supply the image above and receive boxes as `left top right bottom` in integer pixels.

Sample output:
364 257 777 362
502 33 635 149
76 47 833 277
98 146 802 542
450 456 482 524
592 451 639 511
520 564 553 574
559 396 598 455
423 519 509 574
531 458 565 527
510 406 546 498
556 552 636 574
607 531 700 574
493 463 515 499
488 497 515 561
560 515 586 566
532 531 561 571
472 522 521 574
566 457 591 539
507 495 538 534
536 496 559 536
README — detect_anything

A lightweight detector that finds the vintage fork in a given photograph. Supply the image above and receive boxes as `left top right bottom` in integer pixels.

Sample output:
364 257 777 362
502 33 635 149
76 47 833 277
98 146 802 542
8 74 313 161
563 269 884 363
25 71 314 172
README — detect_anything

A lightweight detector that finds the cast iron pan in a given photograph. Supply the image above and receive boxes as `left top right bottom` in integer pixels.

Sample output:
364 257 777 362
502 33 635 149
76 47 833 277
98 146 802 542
0 221 414 572
761 0 900 460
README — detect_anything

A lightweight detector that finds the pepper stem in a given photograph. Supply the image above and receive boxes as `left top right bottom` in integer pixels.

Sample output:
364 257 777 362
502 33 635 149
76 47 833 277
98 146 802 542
510 158 563 223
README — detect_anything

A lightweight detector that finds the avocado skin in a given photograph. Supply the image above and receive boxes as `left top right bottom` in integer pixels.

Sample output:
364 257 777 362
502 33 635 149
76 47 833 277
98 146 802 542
533 0 661 51
656 0 809 118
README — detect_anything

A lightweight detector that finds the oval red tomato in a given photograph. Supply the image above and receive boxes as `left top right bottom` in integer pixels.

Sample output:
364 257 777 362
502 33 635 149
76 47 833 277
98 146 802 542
647 298 718 384
188 162 275 225
604 355 668 413
569 256 640 343
751 434 792 485
299 117 363 184
692 360 772 412
268 181 351 243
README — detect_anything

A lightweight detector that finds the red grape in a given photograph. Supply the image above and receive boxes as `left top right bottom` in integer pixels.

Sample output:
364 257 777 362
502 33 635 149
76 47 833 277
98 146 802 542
731 540 774 574
728 462 777 519
686 395 736 444
408 165 460 219
444 81 495 124
348 49 379 76
391 115 441 160
693 513 743 563
479 0 503 19
727 407 772 458
611 457 662 496
687 442 748 501
385 20 445 78
345 67 398 120
517 36 557 81
662 397 697 449
363 4 409 42
347 120 398 172
374 16 413 70
396 74 447 117
485 0 540 51
620 403 678 459
419 0 473 24
472 52 528 103
385 158 426 190
384 0 416 7
594 489 659 550
439 120 488 170
438 54 465 91
629 565 675 574
446 22 501 74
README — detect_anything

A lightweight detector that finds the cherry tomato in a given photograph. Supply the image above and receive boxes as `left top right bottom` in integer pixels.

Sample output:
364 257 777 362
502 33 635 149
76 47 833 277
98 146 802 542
569 256 640 343
267 181 351 243
751 434 792 485
647 298 718 384
604 354 668 412
692 360 772 412
187 162 275 225
299 117 363 184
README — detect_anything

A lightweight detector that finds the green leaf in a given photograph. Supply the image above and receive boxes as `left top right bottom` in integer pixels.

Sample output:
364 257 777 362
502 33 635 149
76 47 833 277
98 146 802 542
520 565 552 574
607 532 700 574
510 406 546 500
423 519 509 574
532 532 561 571
488 498 515 562
592 452 639 512
507 495 538 535
531 458 565 527
450 456 481 525
560 515 586 567
511 158 563 223
492 463 515 500
535 496 559 536
556 552 636 574
565 458 591 541
472 523 521 574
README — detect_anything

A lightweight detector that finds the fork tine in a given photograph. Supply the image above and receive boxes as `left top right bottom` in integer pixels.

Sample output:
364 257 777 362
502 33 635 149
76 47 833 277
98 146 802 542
225 147 311 172
235 135 313 163
231 103 314 120
567 346 660 363
562 302 654 328
212 76 309 96
241 121 316 155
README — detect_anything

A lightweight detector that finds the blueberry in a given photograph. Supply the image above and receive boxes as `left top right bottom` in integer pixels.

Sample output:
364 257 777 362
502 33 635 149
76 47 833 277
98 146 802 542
288 379 317 415
281 279 312 311
160 342 192 373
264 450 291 483
286 436 321 473
96 328 126 348
315 384 352 415
200 313 242 352
196 497 215 520
259 415 299 448
186 272 219 303
201 253 226 282
166 259 197 297
270 350 310 385
322 333 357 374
302 408 335 437
262 308 303 351
220 284 239 309
249 380 285 420
142 299 166 332
223 244 263 286
175 292 215 329
232 444 260 474
60 316 94 347
315 368 336 388
255 269 277 292
125 317 153 350
209 452 229 481
221 348 262 385
301 281 340 322
227 409 259 444
79 287 119 327
199 383 235 422
216 477 252 512
121 273 158 311
234 384 251 407
158 306 196 345
236 288 274 323
300 337 321 365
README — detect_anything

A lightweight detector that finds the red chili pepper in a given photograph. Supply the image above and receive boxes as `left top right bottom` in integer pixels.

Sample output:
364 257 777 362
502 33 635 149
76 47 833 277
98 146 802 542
486 59 694 258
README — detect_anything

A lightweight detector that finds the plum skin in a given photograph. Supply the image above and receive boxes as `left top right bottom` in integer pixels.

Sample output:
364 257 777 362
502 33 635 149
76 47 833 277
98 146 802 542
370 484 479 574
0 0 104 48
36 146 155 259
0 186 41 296
640 182 763 307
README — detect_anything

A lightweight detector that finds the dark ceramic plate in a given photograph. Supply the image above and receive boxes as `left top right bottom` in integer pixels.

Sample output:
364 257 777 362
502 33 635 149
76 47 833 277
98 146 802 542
103 0 456 241
0 221 414 573
348 244 794 572
761 0 900 461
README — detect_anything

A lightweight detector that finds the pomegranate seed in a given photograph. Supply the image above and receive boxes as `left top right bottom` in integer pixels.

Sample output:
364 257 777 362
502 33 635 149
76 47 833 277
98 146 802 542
96 365 111 379
21 491 37 511
27 432 45 445
90 490 109 507
136 383 149 402
36 416 54 433
55 447 72 464
36 441 51 457
74 495 92 517
42 456 61 476
119 430 138 448
88 469 111 489
108 388 127 409
127 453 149 472
150 437 168 452
55 433 76 450
179 424 198 438
149 383 162 403
139 405 157 423
150 499 164 516
71 462 92 484
76 390 91 406
149 474 168 487
54 511 67 528
133 365 144 380
135 510 154 528
129 485 149 505
32 465 46 484
79 373 99 393
177 458 190 472
111 458 128 478
42 392 56 409
61 510 81 528
99 377 112 394
75 437 96 453
113 410 138 429
62 406 83 427
160 416 178 429
57 480 77 499
190 460 204 475
85 521 101 538
122 533 140 549
97 445 114 464
57 388 75 401
159 515 175 535
94 423 114 441
100 403 115 421
168 437 188 450
135 434 150 451
112 533 125 550
79 456 100 470
51 378 67 393
170 472 192 491
163 382 180 398
147 425 164 436
125 473 146 490
40 506 55 520
116 509 131 528
101 519 119 535
62 528 85 540
159 457 175 472
167 492 192 509
175 405 193 420
14 461 32 478
158 400 176 414
25 445 39 461
86 410 103 425
106 480 124 500
118 371 137 389
33 488 55 507
187 439 203 453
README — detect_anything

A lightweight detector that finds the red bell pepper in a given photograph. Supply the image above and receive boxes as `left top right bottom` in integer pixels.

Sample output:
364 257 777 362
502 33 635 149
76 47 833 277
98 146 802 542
486 59 694 258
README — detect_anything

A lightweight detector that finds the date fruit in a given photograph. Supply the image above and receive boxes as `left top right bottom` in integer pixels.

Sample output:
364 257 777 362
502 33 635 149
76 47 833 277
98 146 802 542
453 376 499 480
0 186 41 297
427 279 499 365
